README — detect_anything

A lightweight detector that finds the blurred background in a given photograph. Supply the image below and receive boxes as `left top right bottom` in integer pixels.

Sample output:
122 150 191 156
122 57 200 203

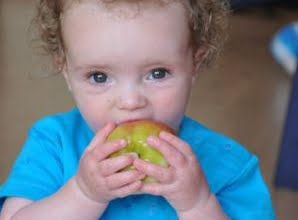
0 0 297 219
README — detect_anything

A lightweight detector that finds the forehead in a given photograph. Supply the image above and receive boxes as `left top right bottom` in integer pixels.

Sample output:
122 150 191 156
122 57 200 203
62 0 178 9
61 0 187 22
61 0 191 66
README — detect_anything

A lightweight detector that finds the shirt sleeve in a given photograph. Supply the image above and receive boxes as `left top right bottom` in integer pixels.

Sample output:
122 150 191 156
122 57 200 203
217 156 276 220
0 125 63 211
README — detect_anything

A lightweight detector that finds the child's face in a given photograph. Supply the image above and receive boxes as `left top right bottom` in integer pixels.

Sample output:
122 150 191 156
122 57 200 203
61 1 197 131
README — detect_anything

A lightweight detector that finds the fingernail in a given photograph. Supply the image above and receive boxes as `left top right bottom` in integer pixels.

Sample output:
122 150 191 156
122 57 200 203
160 131 168 137
127 152 138 159
139 174 146 179
119 139 126 145
147 136 155 143
106 122 115 129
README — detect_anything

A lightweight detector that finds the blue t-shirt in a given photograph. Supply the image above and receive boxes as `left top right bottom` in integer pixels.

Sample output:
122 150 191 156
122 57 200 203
0 108 275 219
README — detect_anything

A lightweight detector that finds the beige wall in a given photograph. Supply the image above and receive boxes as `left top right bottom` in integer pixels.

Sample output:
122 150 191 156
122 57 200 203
0 1 74 182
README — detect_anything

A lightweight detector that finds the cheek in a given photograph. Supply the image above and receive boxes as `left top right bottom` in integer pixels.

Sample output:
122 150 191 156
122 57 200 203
70 90 112 132
79 106 110 132
157 80 191 108
76 100 104 131
152 84 191 129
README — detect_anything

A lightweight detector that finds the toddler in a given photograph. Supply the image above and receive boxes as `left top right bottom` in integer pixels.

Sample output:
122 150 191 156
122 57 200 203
0 0 275 219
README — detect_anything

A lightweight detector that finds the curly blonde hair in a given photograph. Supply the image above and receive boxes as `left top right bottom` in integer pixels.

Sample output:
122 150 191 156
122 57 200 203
35 0 229 73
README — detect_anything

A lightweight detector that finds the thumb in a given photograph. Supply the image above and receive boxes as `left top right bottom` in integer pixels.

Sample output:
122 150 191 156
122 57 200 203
86 122 116 151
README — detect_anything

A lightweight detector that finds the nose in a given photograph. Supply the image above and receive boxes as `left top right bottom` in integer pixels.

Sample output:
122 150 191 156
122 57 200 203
116 84 147 111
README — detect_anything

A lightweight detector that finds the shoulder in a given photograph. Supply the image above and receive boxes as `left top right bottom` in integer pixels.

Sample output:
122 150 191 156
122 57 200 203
179 117 275 219
29 108 92 141
179 116 252 164
179 116 257 193
23 108 93 160
31 108 85 131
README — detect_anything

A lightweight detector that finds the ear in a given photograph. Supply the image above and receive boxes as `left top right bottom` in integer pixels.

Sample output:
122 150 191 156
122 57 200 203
191 47 208 85
194 46 208 73
53 54 73 92
62 67 73 92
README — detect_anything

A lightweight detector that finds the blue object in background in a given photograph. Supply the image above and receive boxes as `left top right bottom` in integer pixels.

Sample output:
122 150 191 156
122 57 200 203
270 22 298 76
275 66 298 189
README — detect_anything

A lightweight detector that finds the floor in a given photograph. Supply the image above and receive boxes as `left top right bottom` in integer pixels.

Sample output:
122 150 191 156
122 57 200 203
0 1 298 219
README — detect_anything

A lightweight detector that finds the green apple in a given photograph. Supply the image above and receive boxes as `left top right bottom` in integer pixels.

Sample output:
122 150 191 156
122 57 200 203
107 120 176 182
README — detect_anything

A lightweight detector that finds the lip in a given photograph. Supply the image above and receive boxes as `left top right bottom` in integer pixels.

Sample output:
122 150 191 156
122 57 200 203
116 118 151 125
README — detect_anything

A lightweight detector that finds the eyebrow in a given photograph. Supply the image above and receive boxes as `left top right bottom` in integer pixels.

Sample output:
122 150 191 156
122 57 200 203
140 55 181 67
141 61 173 70
71 63 112 72
71 59 169 71
69 54 181 73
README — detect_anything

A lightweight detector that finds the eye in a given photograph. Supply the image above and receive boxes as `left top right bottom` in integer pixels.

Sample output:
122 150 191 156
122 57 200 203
147 68 170 80
88 71 108 84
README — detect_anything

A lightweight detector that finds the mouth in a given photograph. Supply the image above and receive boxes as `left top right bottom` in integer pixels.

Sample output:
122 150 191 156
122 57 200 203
116 118 151 125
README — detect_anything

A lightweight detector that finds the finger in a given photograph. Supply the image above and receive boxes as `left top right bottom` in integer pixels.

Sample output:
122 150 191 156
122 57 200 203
159 131 194 156
133 158 174 184
147 136 186 167
99 154 134 176
106 170 145 189
93 139 127 162
112 181 142 198
87 123 116 151
140 182 165 196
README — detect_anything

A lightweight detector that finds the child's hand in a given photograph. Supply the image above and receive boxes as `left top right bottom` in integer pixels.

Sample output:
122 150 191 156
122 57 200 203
74 123 144 206
133 131 212 214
